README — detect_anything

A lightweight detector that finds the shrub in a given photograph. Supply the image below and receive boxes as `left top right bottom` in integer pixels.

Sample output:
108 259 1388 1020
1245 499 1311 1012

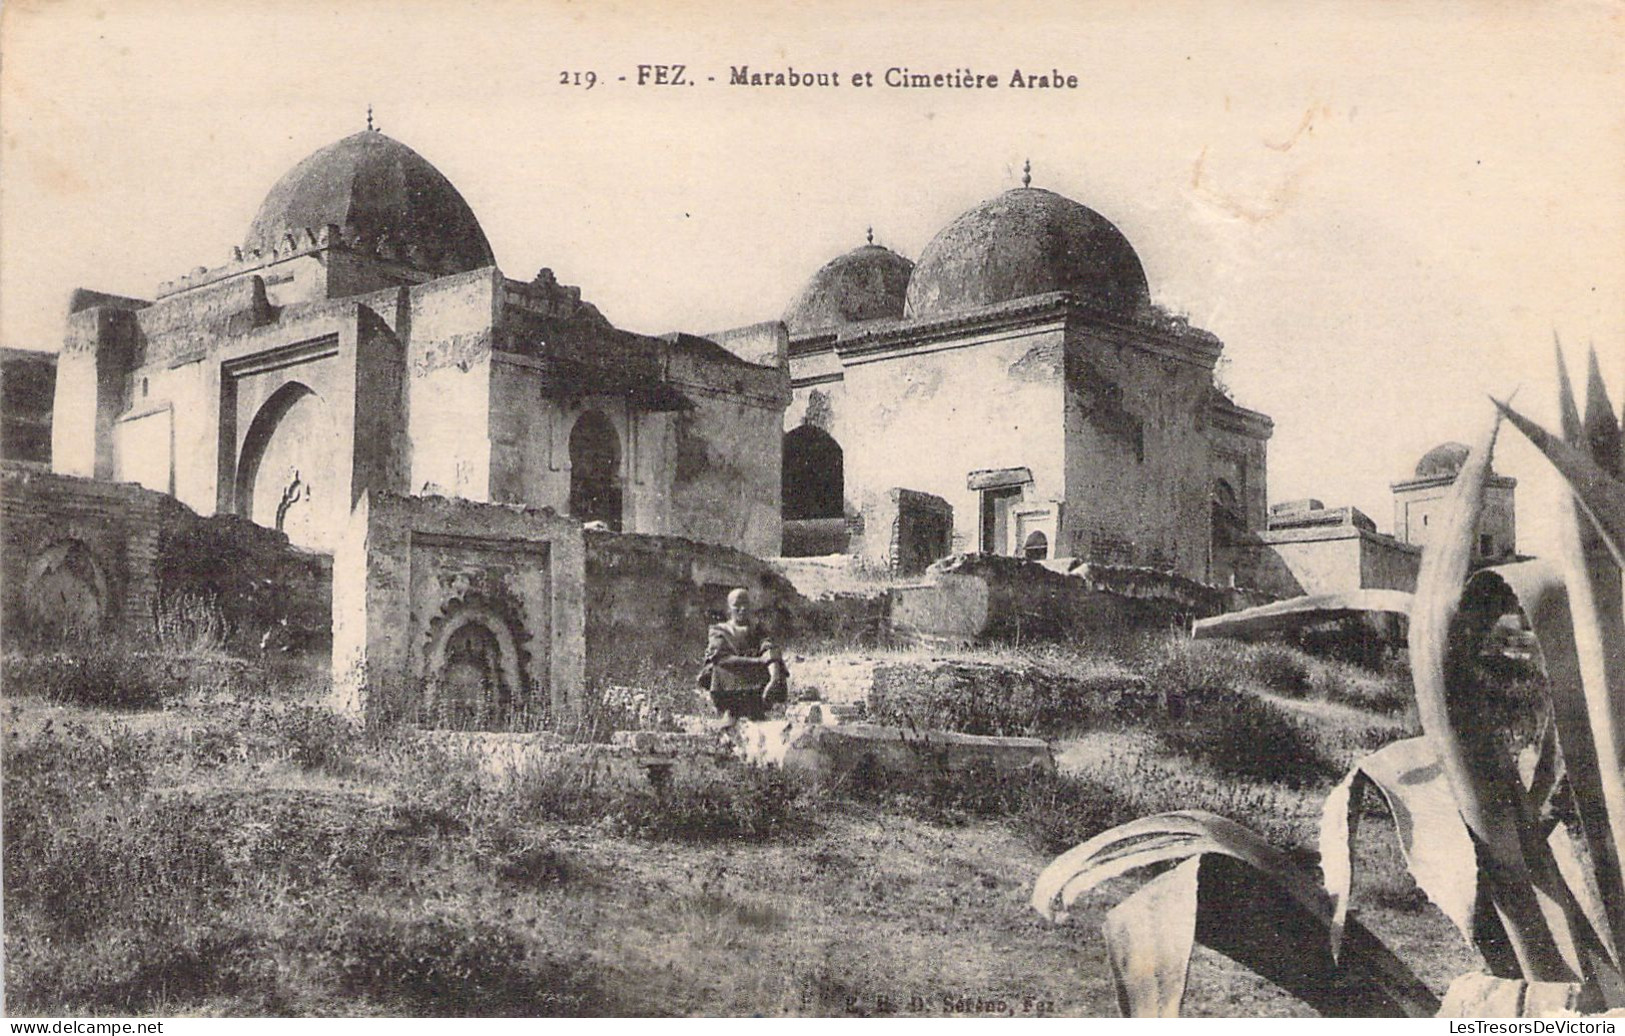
511 752 813 842
1157 689 1335 786
1138 636 1247 711
154 591 230 654
264 704 361 772
1248 644 1311 697
2 648 271 709
313 911 602 1015
5 922 282 1015
3 649 164 709
867 658 1153 738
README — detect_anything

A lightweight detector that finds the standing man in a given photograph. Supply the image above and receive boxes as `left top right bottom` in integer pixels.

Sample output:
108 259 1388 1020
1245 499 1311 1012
697 588 788 723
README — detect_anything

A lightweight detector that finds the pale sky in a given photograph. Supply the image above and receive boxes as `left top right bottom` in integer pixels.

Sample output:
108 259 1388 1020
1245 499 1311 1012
3 0 1621 557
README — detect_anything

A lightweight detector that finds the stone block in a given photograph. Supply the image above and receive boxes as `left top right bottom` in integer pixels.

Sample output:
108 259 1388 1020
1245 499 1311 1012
787 700 866 726
778 722 1054 781
610 730 729 756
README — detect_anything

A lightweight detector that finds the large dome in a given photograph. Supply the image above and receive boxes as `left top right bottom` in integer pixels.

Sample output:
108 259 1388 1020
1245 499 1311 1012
244 131 494 273
904 187 1149 320
784 243 914 334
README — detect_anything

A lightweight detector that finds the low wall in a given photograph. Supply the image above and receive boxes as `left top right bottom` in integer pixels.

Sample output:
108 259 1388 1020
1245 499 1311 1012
584 530 801 689
890 553 1226 644
1 461 330 654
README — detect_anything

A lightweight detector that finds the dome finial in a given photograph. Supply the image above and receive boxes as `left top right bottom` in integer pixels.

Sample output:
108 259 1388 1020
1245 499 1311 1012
1022 159 1032 188
366 104 375 132
866 225 874 246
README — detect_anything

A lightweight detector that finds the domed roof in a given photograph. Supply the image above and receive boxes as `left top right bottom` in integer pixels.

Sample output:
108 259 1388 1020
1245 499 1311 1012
904 187 1149 320
244 131 494 273
1415 441 1473 478
783 242 914 333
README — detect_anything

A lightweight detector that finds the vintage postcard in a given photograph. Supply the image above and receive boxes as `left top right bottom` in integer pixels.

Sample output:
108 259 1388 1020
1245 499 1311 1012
1 0 1622 1022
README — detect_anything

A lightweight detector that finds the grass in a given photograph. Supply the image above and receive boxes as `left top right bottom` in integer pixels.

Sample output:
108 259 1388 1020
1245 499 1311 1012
1 634 1483 1016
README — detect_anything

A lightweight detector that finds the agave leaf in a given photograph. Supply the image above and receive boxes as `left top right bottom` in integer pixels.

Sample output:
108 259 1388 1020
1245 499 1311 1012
1320 737 1501 962
1483 556 1625 967
1101 856 1199 1017
1525 714 1562 829
1560 350 1625 967
1557 334 1584 442
1409 410 1576 981
1032 810 1322 922
1584 348 1622 478
1552 822 1615 962
1036 812 1440 1016
1495 398 1625 570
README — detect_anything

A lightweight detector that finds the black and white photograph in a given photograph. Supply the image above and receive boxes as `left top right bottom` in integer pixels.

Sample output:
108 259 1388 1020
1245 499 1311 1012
1 0 1622 1021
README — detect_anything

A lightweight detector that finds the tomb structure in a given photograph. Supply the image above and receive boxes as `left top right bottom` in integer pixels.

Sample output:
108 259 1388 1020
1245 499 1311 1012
51 128 790 558
777 175 1273 584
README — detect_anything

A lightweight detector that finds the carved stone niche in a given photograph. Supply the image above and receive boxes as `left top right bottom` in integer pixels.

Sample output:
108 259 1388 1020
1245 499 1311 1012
420 591 532 731
25 539 108 638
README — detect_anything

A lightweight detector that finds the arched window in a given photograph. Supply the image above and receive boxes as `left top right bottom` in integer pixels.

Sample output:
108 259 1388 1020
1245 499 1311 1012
569 410 623 530
782 425 844 520
1022 531 1049 561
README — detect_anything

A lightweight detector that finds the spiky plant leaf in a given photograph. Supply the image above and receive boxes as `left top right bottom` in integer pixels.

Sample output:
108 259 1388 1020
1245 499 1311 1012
1584 349 1622 478
1100 856 1199 1017
1473 562 1621 960
1409 412 1581 981
1319 737 1510 969
1033 811 1439 1017
1494 399 1625 570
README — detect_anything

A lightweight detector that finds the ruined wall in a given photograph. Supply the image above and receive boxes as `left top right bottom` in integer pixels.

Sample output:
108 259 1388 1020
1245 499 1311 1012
837 324 1067 556
658 388 784 557
862 488 953 573
1 462 328 653
1062 322 1217 579
2 464 189 643
583 530 798 689
890 552 1221 644
332 492 585 729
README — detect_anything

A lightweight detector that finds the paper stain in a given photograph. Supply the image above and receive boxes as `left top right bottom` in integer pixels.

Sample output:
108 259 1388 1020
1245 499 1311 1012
27 146 90 197
1189 145 1306 224
1265 103 1333 152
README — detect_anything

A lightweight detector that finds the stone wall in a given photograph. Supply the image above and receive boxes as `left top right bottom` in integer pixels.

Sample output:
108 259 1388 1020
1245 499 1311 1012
1 462 329 652
890 552 1224 644
2 464 188 644
332 492 586 729
1251 525 1422 597
861 488 953 574
583 530 799 689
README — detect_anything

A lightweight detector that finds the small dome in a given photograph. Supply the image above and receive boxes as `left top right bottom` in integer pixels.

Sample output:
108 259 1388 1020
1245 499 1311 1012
905 187 1150 320
245 131 494 273
1416 441 1473 479
784 243 914 334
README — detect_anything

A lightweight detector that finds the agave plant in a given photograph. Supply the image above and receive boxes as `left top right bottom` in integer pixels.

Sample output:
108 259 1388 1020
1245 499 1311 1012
1032 345 1625 1017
